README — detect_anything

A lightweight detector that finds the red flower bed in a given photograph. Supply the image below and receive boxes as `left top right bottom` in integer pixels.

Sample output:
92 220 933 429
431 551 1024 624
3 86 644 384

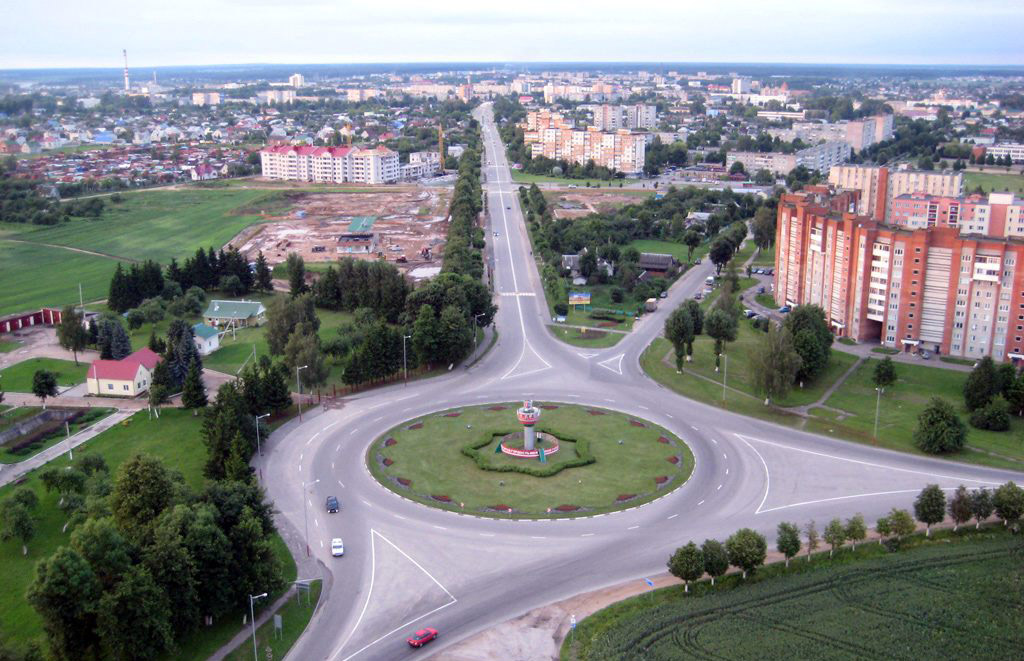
432 495 452 503
491 504 512 511
654 476 669 484
629 420 646 427
540 405 559 410
397 477 412 486
666 456 680 464
616 494 636 502
383 458 394 466
487 406 508 411
657 436 671 444
554 504 580 511
407 422 423 430
587 410 606 416
598 321 618 328
443 412 462 418
384 437 397 447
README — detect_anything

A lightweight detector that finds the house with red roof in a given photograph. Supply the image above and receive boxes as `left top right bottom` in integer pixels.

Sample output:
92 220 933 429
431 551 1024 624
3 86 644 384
86 348 162 398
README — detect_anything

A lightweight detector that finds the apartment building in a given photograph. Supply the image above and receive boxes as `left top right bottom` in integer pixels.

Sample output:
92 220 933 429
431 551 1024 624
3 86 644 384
257 89 296 104
192 91 221 106
768 115 893 152
521 110 646 174
591 104 657 131
288 73 305 88
260 145 399 184
890 192 1024 236
726 140 851 175
399 151 442 180
828 165 963 221
985 143 1024 162
775 188 1024 362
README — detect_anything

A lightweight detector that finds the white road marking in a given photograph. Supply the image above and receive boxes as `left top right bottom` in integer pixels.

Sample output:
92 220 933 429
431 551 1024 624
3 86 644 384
531 536 546 539
759 487 962 514
331 462 335 470
717 484 723 490
360 498 371 507
394 514 406 520
691 425 699 431
319 539 324 548
597 353 625 375
373 416 382 423
324 420 339 430
335 444 341 452
604 398 615 403
299 453 303 462
711 439 718 445
697 500 705 505
349 429 358 435
638 405 649 410
314 518 319 528
479 532 495 537
338 480 345 488
432 525 447 530
627 525 639 530
310 431 320 441
667 514 678 519
581 533 595 537
734 434 771 514
725 468 729 475
723 453 727 459
665 413 673 419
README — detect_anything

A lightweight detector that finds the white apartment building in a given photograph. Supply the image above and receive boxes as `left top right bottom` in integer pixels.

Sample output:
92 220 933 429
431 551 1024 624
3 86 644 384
726 140 851 175
258 89 296 105
260 145 399 184
768 115 894 152
828 165 963 221
986 143 1024 162
192 91 221 106
289 73 305 88
522 110 646 174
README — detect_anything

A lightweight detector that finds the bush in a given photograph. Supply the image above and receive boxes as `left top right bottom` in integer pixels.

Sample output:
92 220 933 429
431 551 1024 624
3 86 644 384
554 303 569 316
914 397 967 454
610 288 624 304
970 396 1011 431
125 308 145 330
458 429 595 477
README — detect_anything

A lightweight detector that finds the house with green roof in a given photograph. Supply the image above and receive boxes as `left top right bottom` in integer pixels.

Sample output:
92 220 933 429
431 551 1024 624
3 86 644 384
192 322 221 356
203 300 267 329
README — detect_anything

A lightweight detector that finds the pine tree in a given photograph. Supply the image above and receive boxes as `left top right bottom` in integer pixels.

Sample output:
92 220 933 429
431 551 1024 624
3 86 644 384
255 251 273 292
262 361 293 413
147 330 166 354
109 323 132 360
108 263 130 313
181 360 207 411
223 432 253 483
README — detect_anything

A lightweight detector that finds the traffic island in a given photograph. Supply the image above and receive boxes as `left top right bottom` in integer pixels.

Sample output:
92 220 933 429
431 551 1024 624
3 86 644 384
366 402 694 519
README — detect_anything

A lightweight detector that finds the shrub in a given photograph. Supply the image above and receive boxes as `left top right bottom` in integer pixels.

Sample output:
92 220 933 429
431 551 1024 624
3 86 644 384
913 397 967 454
554 302 569 316
969 396 1010 431
459 429 595 477
610 287 624 304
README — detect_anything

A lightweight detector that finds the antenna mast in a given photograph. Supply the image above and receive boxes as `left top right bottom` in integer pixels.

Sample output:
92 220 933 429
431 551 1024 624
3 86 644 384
122 49 130 92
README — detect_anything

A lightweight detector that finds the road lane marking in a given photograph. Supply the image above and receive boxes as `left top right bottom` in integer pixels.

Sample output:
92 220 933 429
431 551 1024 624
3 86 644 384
726 468 729 475
360 498 371 507
711 439 718 444
697 500 705 505
723 453 728 459
717 484 723 490
349 429 358 435
627 525 639 530
691 425 699 430
531 536 546 539
479 532 495 537
373 416 382 422
432 525 447 530
581 533 595 537
324 420 339 430
335 444 341 452
597 353 625 376
667 514 678 519
314 518 319 528
638 405 649 410
338 480 345 488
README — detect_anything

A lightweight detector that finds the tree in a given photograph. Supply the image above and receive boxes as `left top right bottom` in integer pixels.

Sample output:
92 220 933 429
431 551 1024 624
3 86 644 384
411 304 441 368
751 206 775 249
283 324 328 390
705 308 737 370
254 251 273 292
725 528 767 578
31 370 57 409
148 383 169 417
803 520 819 561
147 329 166 354
436 304 474 366
875 515 891 544
913 484 946 536
1 498 35 555
286 252 308 297
913 397 967 454
69 517 132 588
665 305 695 371
776 521 801 568
963 356 999 411
888 508 916 541
668 542 704 592
969 395 1011 431
700 539 728 586
98 319 132 360
750 325 802 403
783 305 833 383
823 518 846 557
181 360 208 411
143 509 200 637
970 487 994 529
96 565 174 660
262 361 293 414
845 514 867 550
55 306 88 365
683 230 701 263
709 237 733 274
948 485 972 532
26 546 102 661
110 454 174 542
265 294 319 356
108 263 131 313
992 481 1024 526
873 356 896 388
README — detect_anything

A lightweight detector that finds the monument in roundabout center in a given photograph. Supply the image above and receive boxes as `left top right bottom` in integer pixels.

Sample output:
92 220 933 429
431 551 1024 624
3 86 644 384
498 400 560 460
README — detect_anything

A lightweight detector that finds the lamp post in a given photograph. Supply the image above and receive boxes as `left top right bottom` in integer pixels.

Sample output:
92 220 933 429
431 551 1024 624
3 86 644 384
402 335 412 386
722 353 728 401
248 592 268 661
874 387 884 439
473 313 486 350
296 365 308 420
255 413 270 457
302 478 319 556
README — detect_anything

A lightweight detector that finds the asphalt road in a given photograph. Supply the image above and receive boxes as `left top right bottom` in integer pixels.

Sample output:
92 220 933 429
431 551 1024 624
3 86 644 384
261 104 1024 661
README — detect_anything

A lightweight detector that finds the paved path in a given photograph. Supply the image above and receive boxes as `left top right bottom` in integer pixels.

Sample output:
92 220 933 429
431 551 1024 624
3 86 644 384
0 409 134 487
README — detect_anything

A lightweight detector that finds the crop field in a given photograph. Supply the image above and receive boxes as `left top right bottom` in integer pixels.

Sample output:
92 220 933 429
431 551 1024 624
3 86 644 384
566 532 1023 661
0 240 128 315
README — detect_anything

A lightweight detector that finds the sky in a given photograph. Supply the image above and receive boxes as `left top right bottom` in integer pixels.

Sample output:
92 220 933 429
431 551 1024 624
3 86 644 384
4 0 1024 69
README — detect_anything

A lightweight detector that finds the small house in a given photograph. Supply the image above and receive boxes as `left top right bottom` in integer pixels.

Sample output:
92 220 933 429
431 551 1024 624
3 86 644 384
638 252 677 277
203 300 267 328
192 323 221 356
86 348 162 398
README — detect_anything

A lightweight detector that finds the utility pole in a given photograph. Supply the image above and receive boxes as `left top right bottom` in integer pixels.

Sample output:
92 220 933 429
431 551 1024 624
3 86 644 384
296 365 308 420
402 335 412 386
874 387 884 439
722 353 728 401
255 413 270 457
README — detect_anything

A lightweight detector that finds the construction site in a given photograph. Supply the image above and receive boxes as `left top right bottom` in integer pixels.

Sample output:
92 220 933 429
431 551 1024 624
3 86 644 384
549 190 649 219
230 188 452 279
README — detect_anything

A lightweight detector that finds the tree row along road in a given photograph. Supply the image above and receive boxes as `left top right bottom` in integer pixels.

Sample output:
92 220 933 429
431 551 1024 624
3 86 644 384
257 104 1024 661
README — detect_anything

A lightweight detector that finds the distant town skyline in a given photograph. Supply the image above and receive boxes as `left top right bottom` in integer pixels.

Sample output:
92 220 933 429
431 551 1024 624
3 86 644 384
5 0 1024 69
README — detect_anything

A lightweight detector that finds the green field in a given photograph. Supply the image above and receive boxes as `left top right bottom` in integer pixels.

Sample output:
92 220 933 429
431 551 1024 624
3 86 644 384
751 245 775 266
511 171 603 185
0 357 89 392
547 324 625 348
369 403 694 518
0 408 298 657
564 529 1023 661
964 170 1024 194
0 189 276 315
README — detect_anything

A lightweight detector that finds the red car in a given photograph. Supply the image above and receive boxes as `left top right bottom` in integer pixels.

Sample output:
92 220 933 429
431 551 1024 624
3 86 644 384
406 628 438 648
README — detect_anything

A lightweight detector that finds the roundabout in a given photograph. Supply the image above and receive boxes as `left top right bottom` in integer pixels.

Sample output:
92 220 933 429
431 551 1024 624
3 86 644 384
367 402 694 518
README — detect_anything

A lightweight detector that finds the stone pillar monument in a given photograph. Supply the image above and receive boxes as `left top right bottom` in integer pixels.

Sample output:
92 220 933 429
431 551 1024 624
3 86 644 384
516 400 542 451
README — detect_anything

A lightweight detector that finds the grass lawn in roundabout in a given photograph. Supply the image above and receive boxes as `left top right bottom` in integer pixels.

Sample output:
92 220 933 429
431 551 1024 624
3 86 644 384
368 403 694 518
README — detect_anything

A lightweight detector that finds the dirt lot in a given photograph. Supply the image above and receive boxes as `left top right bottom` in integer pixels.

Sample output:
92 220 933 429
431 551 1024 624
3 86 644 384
230 189 451 277
548 191 643 219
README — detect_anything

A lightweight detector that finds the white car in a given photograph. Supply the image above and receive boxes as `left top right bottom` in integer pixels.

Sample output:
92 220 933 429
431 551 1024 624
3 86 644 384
331 538 345 557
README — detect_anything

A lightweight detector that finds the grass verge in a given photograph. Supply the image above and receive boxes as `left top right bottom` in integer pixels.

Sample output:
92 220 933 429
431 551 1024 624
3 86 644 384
0 357 89 392
222 581 323 661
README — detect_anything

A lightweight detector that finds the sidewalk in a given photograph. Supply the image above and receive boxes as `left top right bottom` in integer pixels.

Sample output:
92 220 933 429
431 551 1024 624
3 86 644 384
0 409 135 487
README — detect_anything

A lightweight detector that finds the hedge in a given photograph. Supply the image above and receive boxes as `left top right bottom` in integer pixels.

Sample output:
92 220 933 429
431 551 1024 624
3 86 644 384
460 428 595 477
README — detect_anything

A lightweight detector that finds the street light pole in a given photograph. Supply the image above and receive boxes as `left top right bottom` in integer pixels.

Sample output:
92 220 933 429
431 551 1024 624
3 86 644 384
248 592 268 661
473 313 486 350
722 353 728 401
301 478 319 556
255 413 270 457
402 335 412 386
296 365 308 420
874 387 884 439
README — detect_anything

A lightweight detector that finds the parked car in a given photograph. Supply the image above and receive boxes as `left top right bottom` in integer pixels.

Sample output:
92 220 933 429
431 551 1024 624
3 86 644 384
407 628 438 648
758 286 766 294
920 350 932 360
744 309 756 318
694 292 703 300
659 291 668 298
778 306 791 314
695 258 702 264
326 496 340 513
331 538 344 556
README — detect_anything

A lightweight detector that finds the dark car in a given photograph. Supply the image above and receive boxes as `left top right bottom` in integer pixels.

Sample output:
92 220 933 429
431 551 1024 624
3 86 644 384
407 628 438 648
326 496 340 513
